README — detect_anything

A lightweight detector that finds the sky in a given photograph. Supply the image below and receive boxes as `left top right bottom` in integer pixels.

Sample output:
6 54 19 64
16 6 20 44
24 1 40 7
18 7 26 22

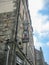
0 0 49 64
28 0 49 64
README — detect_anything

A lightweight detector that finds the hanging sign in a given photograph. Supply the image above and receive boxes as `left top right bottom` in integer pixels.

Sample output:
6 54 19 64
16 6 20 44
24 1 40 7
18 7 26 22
22 22 29 43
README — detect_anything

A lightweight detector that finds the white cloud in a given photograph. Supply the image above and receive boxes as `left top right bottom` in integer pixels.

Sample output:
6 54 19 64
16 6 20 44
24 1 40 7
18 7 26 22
33 36 43 49
32 15 48 33
42 21 49 31
28 0 43 33
28 0 43 17
28 0 49 49
28 0 49 38
33 36 48 49
47 42 49 46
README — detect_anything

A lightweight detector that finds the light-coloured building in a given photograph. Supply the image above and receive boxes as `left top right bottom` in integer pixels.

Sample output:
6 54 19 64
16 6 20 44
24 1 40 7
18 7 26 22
0 0 35 65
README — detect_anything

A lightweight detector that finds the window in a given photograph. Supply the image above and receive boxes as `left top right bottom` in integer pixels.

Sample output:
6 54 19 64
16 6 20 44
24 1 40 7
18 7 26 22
19 42 21 45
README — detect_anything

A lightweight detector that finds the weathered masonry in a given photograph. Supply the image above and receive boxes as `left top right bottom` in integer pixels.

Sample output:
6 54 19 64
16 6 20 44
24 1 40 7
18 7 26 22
0 0 35 65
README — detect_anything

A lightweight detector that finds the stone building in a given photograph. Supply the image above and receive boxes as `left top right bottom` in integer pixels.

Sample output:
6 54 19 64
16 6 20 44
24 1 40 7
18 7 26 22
44 62 49 65
0 0 35 65
34 47 45 65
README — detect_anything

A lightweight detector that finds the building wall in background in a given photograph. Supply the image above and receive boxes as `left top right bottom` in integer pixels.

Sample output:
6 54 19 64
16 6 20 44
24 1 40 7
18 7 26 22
34 47 45 65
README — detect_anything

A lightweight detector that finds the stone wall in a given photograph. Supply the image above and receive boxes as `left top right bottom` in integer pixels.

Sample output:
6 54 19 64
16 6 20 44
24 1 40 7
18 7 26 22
0 12 15 50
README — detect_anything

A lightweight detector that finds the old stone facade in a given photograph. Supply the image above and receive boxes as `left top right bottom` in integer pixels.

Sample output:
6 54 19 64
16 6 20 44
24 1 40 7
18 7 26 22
0 0 35 65
34 47 45 65
0 12 15 50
